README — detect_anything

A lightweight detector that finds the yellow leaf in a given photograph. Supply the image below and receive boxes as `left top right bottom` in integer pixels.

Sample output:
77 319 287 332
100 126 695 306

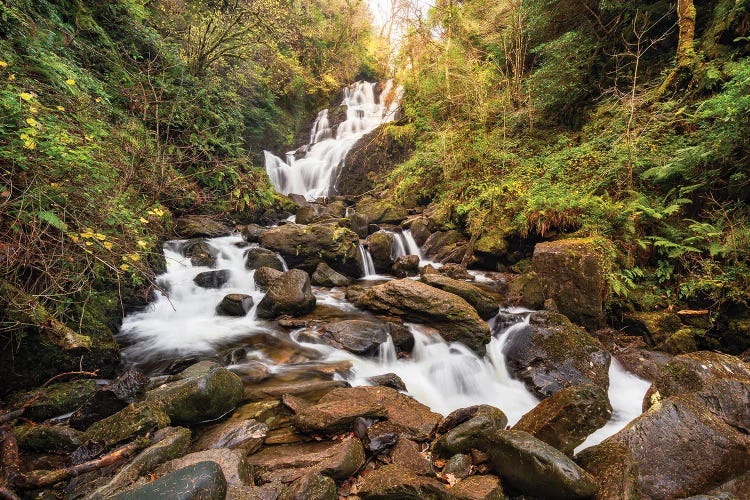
8 74 15 81
19 92 33 101
85 241 93 246
29 106 38 114
95 97 102 103
94 233 107 241
25 117 38 127
56 106 65 111
129 253 141 262
137 240 148 248
139 217 149 224
0 60 7 68
66 78 76 85
120 263 130 271
103 241 113 250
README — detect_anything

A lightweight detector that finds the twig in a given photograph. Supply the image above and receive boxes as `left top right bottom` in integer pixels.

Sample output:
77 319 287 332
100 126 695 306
41 370 99 388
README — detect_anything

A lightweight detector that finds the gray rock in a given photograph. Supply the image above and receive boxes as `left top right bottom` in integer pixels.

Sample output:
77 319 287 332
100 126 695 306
193 269 230 289
311 262 351 287
156 448 251 488
192 419 268 454
111 461 227 500
432 405 508 457
257 269 317 318
217 294 254 316
246 247 286 271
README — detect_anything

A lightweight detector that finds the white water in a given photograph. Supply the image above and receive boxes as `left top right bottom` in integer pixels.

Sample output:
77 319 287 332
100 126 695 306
265 80 402 200
357 243 379 278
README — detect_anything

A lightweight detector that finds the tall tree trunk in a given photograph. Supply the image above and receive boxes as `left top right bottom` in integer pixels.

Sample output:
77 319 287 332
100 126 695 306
676 0 697 66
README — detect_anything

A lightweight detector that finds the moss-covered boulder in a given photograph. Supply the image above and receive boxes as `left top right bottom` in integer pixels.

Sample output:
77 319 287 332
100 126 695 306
296 203 330 225
366 231 395 273
14 423 82 452
502 311 610 398
421 273 498 319
349 279 491 355
622 310 683 346
506 272 545 310
355 198 409 225
84 402 170 446
245 247 286 271
358 464 451 499
432 405 508 457
11 378 98 421
422 230 469 263
145 361 244 425
281 471 337 500
405 216 431 246
259 223 360 276
257 269 316 318
532 239 607 330
174 215 231 238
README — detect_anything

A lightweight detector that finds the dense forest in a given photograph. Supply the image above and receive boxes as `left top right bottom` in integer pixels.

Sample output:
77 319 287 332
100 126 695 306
1 0 750 499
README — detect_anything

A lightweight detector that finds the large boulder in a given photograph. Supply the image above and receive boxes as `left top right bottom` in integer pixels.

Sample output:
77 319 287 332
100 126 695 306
296 203 330 225
358 464 450 500
532 239 608 330
502 311 610 398
70 369 150 430
506 272 545 310
174 215 231 238
11 379 97 421
513 384 611 456
245 247 286 271
355 198 408 225
257 269 316 319
405 217 431 246
291 397 388 435
392 255 420 278
254 266 283 292
348 279 491 355
298 320 391 356
259 223 360 276
432 405 508 457
111 461 227 500
488 430 599 500
145 361 244 425
366 231 395 273
422 230 468 263
621 310 683 346
575 441 641 500
311 262 350 287
421 273 498 320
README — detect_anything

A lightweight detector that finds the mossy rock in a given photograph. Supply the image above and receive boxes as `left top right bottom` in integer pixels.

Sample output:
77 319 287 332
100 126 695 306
474 227 510 257
11 379 98 421
506 272 545 310
14 423 82 452
622 311 683 346
355 198 408 225
84 402 170 446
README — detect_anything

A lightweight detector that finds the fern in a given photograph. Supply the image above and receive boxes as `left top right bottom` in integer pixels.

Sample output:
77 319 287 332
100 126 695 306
37 210 67 232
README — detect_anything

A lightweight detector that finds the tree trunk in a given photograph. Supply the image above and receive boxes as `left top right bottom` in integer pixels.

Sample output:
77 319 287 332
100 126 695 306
676 0 697 67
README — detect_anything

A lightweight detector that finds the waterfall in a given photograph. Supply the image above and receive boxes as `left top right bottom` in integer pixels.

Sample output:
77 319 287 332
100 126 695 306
358 243 377 277
264 80 402 200
389 230 409 260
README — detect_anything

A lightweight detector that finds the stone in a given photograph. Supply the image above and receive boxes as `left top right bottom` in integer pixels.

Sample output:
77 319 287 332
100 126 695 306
246 438 365 483
421 273 498 319
432 405 508 457
145 362 244 425
14 423 81 452
229 361 271 384
532 238 608 330
246 247 286 271
291 398 387 435
241 223 264 242
111 461 227 500
349 279 491 355
183 239 218 268
350 212 369 238
192 419 268 454
392 254 420 278
355 198 409 225
439 263 475 281
422 231 468 264
449 475 505 500
83 402 170 446
406 217 431 246
506 272 545 310
389 322 415 354
296 204 329 225
156 449 250 488
368 373 407 391
255 266 283 292
311 262 351 287
11 379 97 421
175 215 231 238
358 464 450 500
259 223 360 276
244 380 349 403
257 269 317 319
366 231 395 273
502 310 610 398
217 294 254 316
443 453 472 479
513 384 612 456
68 388 128 431
488 430 599 500
575 441 641 500
193 269 230 289
299 320 390 356
622 310 683 346
281 471 337 500
391 438 432 475
474 227 509 257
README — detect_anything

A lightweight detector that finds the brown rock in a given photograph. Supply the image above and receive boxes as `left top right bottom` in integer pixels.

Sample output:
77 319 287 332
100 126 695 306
358 464 450 500
155 448 251 488
449 475 505 500
575 441 641 500
291 399 387 435
391 438 432 475
192 419 268 454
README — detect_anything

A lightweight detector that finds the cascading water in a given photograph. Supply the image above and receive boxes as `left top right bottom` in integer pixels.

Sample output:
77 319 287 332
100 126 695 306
265 80 402 200
357 243 377 278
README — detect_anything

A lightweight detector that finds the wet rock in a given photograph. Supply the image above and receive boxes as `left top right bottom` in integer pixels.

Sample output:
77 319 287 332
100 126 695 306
474 227 509 258
367 421 401 453
439 263 474 281
422 231 468 264
706 470 750 499
145 361 244 425
489 430 598 500
296 204 329 225
349 279 491 355
281 471 336 500
432 405 508 457
259 223 360 276
83 402 170 446
111 460 227 500
389 322 415 354
358 464 450 499
532 238 607 330
291 398 387 435
350 212 369 238
392 438 432 475
366 231 395 273
244 379 349 403
183 239 219 267
657 326 704 354
241 223 264 242
311 262 350 287
443 453 472 479
255 266 284 292
319 386 441 441
506 272 545 310
392 254 420 278
575 441 641 500
192 419 268 454
621 310 683 346
193 269 230 289
14 423 81 452
68 369 149 430
246 437 365 483
502 310 611 398
11 379 97 421
156 448 250 488
513 384 611 456
355 198 409 225
109 368 151 402
217 294 254 316
612 343 673 382
300 320 390 356
230 361 271 384
368 373 407 391
228 483 285 500
175 215 232 238
449 475 505 500
257 269 316 318
406 217 431 246
246 247 286 272
421 273 498 320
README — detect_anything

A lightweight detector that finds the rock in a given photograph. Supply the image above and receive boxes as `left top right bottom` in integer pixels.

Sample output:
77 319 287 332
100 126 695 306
111 461 227 500
193 419 268 454
389 322 415 353
349 279 491 355
183 239 218 267
407 217 431 246
257 269 316 318
355 198 409 225
439 263 474 281
603 394 750 499
11 379 97 421
506 272 545 310
145 362 244 425
14 423 81 452
366 231 395 273
367 421 401 453
246 437 365 483
156 449 250 488
575 441 641 500
193 269 230 289
175 215 232 238
502 310 611 398
230 361 271 384
246 247 286 272
513 384 611 455
83 402 170 446
281 471 337 500
299 320 390 356
296 204 329 225
657 326 704 354
392 255 420 278
241 223 264 242
532 239 607 330
311 262 350 287
358 464 450 500
255 266 283 292
489 430 598 500
443 453 472 479
449 475 505 500
392 438 432 475
422 231 468 263
432 405 508 457
216 294 254 316
244 380 349 402
291 398 387 435
474 227 509 257
421 273 498 320
69 390 128 431
368 373 407 391
622 310 683 346
259 223 360 276
350 212 369 238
